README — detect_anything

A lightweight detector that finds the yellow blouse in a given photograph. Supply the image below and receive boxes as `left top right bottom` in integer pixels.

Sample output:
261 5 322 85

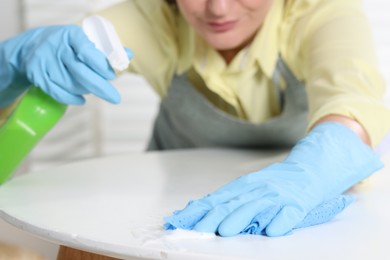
75 0 390 146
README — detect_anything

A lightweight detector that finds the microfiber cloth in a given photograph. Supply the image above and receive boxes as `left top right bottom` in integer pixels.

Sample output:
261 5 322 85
164 195 354 236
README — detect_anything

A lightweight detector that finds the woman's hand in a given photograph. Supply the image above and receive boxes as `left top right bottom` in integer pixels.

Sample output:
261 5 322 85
165 122 383 236
0 25 122 107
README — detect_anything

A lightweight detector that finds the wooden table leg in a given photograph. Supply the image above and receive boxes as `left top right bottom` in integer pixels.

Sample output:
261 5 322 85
0 242 44 260
57 246 121 260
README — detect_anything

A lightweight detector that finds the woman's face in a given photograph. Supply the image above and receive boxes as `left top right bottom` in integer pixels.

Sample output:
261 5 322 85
176 0 272 52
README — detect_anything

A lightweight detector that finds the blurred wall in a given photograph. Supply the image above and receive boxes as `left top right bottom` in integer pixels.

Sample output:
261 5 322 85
364 0 390 104
0 0 23 39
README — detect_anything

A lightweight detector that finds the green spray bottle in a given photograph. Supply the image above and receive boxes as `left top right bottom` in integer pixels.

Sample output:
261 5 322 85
0 88 67 183
0 15 130 184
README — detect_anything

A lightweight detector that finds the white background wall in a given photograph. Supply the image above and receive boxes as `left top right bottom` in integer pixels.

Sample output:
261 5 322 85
0 0 24 40
364 1 390 104
0 0 389 259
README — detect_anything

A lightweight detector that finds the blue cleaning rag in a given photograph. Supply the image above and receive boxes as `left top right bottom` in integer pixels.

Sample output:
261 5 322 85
164 195 354 236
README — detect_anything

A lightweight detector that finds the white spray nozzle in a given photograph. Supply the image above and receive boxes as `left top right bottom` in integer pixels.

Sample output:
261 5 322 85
82 15 130 71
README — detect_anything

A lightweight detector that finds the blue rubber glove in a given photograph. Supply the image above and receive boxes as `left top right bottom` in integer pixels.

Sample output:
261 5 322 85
0 25 129 107
164 122 383 237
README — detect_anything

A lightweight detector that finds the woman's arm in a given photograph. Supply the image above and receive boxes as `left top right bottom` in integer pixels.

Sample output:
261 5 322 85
296 0 390 147
95 0 180 98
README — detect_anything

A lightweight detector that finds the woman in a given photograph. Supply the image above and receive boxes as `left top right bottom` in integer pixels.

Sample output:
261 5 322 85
97 0 389 237
1 0 389 240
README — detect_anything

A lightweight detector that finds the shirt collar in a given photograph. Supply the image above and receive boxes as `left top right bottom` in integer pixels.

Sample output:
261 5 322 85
250 0 284 78
177 14 196 75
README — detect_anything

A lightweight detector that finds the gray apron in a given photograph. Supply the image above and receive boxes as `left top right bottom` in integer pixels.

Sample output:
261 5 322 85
147 57 308 150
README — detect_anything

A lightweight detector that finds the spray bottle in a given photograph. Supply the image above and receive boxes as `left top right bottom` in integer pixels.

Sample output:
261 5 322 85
0 15 130 184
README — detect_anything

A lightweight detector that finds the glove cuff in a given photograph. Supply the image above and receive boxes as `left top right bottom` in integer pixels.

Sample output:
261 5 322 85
285 122 383 198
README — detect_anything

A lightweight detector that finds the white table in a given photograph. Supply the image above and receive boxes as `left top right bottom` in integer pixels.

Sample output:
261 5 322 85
0 148 389 260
